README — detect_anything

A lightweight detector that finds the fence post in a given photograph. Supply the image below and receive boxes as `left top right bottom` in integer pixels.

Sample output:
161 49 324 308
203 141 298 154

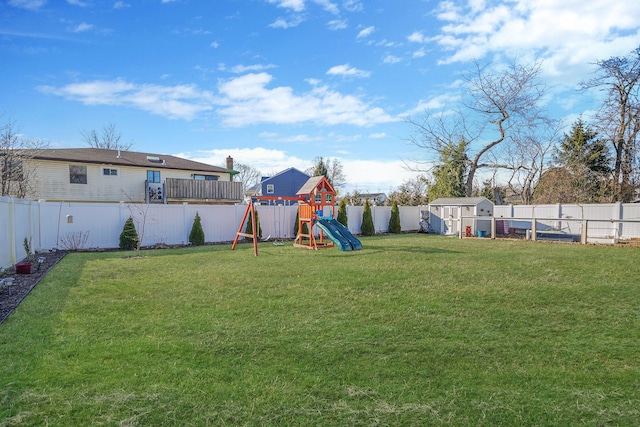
615 202 623 239
581 220 588 245
531 219 537 241
9 197 16 265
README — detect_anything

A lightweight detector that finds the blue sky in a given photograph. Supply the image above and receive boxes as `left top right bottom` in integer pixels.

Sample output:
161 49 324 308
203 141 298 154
2 0 640 193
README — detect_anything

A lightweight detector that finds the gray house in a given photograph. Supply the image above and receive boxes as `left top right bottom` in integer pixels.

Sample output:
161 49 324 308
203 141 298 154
427 197 494 236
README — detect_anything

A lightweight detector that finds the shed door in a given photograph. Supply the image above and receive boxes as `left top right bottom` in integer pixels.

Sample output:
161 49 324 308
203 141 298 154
443 206 459 235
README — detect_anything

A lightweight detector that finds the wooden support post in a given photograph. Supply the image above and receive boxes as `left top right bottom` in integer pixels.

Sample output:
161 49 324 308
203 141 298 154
232 200 259 256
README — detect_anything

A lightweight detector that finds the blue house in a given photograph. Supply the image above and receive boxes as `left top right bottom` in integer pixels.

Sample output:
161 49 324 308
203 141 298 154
257 168 311 205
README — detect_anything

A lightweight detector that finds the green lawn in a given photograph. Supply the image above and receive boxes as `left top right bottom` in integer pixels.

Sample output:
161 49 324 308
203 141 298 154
1 234 639 426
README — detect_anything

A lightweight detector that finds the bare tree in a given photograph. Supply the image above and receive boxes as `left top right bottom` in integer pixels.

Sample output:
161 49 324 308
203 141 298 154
305 156 346 188
387 174 430 206
505 123 561 204
580 46 640 202
0 119 47 199
407 59 552 197
81 123 133 151
234 162 262 193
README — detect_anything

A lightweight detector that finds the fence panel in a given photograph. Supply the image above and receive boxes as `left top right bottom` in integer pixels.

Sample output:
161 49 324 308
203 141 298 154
399 206 421 231
6 198 640 270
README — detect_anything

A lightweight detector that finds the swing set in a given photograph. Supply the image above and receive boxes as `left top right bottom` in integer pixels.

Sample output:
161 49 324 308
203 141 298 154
231 176 337 256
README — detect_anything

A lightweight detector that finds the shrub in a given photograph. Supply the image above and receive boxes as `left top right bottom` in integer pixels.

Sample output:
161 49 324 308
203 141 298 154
360 199 375 236
245 208 262 239
189 212 205 246
119 216 139 250
388 200 401 233
294 208 309 236
337 198 348 227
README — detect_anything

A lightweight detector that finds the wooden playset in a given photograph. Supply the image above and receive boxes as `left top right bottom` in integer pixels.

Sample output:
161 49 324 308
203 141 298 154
232 176 343 256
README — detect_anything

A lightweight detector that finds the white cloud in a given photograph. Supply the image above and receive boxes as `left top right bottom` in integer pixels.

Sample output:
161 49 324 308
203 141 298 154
342 159 420 192
407 31 427 43
8 0 46 10
267 0 305 12
179 147 420 192
38 72 396 127
368 132 386 138
71 22 94 33
228 64 277 73
313 0 339 14
216 72 396 127
113 1 130 8
327 19 348 30
269 15 305 29
66 0 87 6
342 0 363 12
432 0 640 69
38 80 214 120
326 63 371 78
210 41 220 48
383 55 401 64
356 25 375 38
180 147 310 174
412 48 426 58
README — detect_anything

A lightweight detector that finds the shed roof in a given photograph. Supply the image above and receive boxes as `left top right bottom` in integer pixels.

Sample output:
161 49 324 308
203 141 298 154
27 148 228 174
429 197 493 206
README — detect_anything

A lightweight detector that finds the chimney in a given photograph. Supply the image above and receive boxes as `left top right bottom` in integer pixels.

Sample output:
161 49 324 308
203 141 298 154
226 156 234 181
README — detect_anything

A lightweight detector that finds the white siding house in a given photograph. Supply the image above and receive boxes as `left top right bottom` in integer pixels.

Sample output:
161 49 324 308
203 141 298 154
21 148 242 204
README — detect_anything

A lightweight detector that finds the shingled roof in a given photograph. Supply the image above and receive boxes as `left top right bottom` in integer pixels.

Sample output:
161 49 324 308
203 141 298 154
29 148 228 173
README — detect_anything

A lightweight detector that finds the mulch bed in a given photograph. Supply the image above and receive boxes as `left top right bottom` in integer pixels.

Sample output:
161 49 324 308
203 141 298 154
0 250 68 324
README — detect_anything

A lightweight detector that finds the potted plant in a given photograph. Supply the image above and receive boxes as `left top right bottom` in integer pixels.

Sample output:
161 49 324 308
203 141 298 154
15 237 34 274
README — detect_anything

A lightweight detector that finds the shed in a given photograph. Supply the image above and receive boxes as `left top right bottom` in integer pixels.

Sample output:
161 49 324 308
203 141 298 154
427 197 494 236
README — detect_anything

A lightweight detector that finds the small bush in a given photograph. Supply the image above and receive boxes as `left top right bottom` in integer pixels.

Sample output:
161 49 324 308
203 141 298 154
189 212 205 245
119 216 139 250
245 208 262 239
388 200 401 233
337 198 348 227
360 199 375 236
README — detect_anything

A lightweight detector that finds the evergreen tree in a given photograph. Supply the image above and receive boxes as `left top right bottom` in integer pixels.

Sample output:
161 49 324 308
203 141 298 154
360 199 375 236
189 212 205 245
337 198 348 226
245 208 262 239
119 216 139 250
388 200 401 233
312 157 329 180
548 118 612 203
428 139 468 202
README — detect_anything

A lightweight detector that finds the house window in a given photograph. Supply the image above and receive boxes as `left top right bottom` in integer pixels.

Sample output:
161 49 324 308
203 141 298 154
103 168 118 176
315 194 322 203
69 165 87 184
2 160 23 181
193 174 219 181
147 170 161 183
266 184 274 194
326 194 333 203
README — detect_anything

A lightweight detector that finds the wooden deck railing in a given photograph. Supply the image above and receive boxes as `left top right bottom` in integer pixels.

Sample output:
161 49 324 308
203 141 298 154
164 178 243 203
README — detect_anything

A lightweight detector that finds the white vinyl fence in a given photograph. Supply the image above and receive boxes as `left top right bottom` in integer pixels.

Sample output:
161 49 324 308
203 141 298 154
0 197 423 269
5 197 640 270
